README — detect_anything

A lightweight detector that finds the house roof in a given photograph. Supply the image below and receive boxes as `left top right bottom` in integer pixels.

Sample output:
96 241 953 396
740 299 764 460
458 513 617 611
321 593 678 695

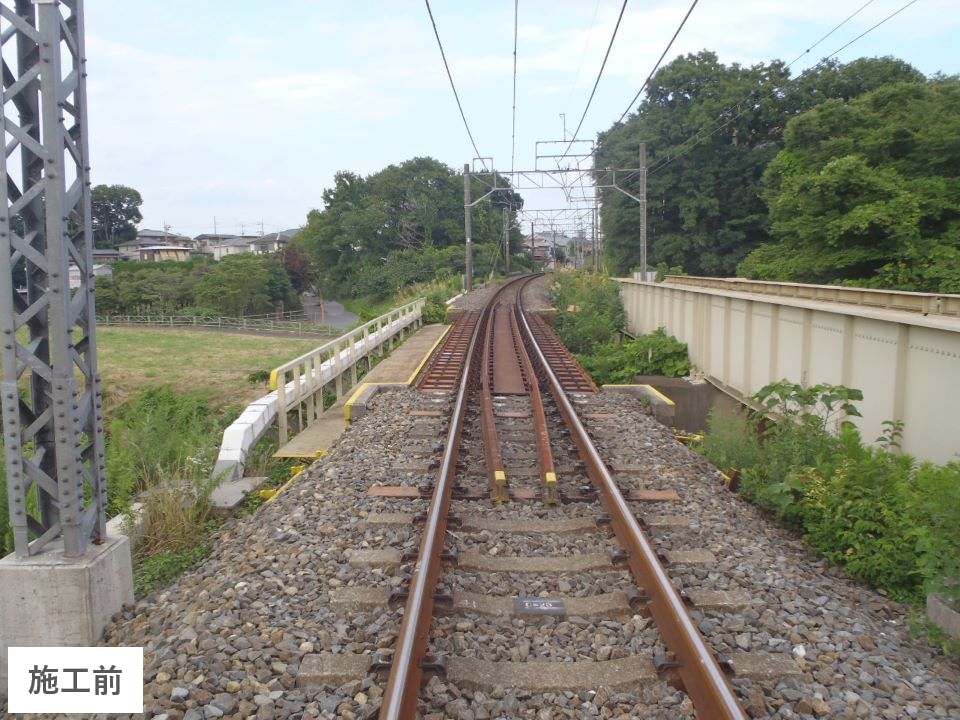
140 245 190 251
137 229 192 243
118 237 158 248
213 236 259 248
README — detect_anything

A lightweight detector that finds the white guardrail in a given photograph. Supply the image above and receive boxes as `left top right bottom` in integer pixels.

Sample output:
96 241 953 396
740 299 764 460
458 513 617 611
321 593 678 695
212 298 425 481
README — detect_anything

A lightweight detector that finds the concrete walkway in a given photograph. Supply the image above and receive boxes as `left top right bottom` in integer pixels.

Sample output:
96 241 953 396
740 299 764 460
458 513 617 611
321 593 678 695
274 323 449 458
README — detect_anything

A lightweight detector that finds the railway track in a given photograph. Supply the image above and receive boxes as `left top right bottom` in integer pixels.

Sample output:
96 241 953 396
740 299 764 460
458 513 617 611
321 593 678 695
362 274 759 718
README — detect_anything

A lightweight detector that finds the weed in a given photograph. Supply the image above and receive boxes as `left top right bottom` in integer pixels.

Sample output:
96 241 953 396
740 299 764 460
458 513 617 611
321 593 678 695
696 381 960 608
577 329 690 384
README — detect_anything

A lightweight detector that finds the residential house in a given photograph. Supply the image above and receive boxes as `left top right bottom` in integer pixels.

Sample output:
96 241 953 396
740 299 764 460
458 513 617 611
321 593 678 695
92 248 120 264
117 237 158 260
209 236 261 261
68 263 112 289
136 229 194 248
139 246 191 262
208 229 299 260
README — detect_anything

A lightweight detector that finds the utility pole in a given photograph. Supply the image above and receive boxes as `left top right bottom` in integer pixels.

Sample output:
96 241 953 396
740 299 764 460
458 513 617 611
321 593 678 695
530 220 535 271
640 142 648 280
593 206 599 272
463 163 473 292
502 206 510 275
552 229 557 271
213 216 217 235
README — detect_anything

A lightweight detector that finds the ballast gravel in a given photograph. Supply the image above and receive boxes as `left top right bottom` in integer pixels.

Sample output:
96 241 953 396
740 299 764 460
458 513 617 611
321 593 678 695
19 369 959 718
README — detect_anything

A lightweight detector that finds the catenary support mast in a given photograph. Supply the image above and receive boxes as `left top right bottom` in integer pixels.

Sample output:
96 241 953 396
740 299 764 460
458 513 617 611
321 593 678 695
0 0 107 558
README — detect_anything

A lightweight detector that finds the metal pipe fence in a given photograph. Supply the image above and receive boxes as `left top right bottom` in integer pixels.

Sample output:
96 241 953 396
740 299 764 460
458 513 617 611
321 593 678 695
96 314 336 336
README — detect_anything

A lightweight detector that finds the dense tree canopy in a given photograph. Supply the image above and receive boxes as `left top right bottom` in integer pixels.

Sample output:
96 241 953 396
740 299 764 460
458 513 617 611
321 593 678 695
295 157 523 297
740 80 960 292
96 254 300 317
92 184 143 248
596 53 928 277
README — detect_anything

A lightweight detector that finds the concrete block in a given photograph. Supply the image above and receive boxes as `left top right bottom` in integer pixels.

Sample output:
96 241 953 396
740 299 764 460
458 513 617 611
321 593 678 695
104 502 145 538
210 476 264 516
296 653 372 687
928 592 960 640
459 550 610 573
0 535 134 690
448 655 656 692
602 384 676 426
664 549 717 565
345 549 402 569
728 652 803 679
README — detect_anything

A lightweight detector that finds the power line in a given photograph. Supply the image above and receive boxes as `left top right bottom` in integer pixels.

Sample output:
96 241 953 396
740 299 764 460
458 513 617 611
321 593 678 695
821 0 918 60
423 0 488 170
646 0 917 177
511 0 519 174
565 0 602 112
617 0 699 125
560 0 629 161
784 0 876 70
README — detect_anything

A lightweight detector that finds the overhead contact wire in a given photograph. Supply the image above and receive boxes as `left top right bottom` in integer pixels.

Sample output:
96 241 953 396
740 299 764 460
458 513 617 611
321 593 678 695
559 0 629 163
511 0 519 175
424 0 488 171
617 0 699 124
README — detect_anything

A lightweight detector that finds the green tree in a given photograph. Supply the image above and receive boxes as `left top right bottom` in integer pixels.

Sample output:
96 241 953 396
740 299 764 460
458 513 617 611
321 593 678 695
92 184 143 248
297 157 522 297
196 254 297 316
741 80 960 291
596 53 928 277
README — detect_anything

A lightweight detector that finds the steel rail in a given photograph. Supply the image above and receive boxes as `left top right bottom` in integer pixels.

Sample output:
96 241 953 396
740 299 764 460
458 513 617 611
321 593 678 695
517 305 749 720
480 303 509 502
509 301 558 504
380 275 532 719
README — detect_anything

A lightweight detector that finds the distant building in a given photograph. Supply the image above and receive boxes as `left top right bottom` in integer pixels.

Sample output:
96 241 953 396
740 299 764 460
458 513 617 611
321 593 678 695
208 230 299 260
193 233 235 251
209 235 262 260
136 229 193 247
139 245 191 262
92 248 120 264
68 263 112 289
117 237 158 260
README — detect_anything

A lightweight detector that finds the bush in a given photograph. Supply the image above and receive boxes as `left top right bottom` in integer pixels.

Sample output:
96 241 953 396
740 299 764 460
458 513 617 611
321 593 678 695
552 272 625 355
421 291 448 324
696 382 960 605
577 328 690 385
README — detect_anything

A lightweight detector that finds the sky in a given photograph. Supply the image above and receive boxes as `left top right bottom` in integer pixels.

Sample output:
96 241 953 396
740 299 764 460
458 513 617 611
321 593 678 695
82 0 960 237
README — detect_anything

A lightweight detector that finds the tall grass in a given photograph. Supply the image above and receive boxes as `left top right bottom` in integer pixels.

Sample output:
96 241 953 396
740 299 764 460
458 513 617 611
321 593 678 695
105 386 228 516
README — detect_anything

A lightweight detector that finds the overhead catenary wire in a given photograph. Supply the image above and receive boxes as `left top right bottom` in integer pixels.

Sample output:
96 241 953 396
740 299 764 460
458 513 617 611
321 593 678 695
617 0 699 125
559 0 629 162
564 0 602 113
511 0 519 175
646 0 918 177
783 0 876 70
423 0 488 171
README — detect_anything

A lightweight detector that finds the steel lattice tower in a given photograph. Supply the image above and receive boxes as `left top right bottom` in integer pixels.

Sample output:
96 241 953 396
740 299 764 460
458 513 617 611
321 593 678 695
0 0 106 558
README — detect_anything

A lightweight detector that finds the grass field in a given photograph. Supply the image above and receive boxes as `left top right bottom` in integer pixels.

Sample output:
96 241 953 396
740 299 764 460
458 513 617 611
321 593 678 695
96 327 324 411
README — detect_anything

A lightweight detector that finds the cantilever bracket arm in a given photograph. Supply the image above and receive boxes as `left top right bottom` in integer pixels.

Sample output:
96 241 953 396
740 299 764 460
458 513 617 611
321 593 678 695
610 184 644 205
